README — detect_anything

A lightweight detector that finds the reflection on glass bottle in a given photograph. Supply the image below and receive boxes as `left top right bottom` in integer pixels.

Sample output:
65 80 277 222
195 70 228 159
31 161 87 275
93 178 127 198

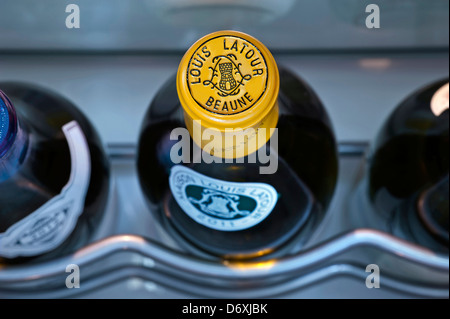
368 79 449 253
0 84 110 264
137 31 338 260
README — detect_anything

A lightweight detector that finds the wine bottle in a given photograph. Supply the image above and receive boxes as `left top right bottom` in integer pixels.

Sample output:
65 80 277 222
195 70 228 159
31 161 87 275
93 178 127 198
368 79 449 253
0 83 110 264
137 31 338 259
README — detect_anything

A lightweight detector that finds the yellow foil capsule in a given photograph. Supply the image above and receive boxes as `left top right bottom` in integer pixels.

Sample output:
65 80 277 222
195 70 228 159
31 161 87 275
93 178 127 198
177 30 280 159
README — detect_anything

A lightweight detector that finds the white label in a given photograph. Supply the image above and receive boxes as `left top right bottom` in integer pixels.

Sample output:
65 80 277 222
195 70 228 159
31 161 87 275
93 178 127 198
431 83 449 116
0 121 91 258
169 165 278 231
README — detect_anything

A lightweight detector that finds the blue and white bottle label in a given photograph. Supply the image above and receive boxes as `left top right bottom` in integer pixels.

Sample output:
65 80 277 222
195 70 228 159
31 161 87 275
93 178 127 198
169 165 278 231
0 121 91 258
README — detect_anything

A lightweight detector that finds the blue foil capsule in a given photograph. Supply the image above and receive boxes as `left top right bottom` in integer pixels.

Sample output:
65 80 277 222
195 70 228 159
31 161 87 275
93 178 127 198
0 90 17 158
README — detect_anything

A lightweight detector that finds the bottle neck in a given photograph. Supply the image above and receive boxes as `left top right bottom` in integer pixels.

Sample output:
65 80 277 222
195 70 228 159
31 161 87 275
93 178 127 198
0 90 29 182
183 102 279 159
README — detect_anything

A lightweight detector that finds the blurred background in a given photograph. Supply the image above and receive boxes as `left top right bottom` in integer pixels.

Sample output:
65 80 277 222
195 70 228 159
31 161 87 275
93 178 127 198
0 0 448 52
0 0 448 145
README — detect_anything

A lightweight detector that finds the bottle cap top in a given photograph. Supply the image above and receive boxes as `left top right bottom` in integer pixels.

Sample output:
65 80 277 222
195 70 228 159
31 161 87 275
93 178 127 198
176 30 279 158
0 90 17 158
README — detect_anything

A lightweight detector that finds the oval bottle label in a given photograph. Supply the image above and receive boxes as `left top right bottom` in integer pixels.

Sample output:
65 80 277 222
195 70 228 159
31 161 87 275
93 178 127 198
431 82 449 117
169 165 278 231
0 121 91 258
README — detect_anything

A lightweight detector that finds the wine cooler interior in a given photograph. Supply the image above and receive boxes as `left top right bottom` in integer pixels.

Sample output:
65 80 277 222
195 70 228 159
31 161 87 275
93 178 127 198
0 0 448 298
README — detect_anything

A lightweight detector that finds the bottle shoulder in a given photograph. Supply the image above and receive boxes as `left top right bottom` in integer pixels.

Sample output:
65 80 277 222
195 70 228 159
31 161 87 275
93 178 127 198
367 79 449 214
138 68 339 209
374 79 449 149
0 83 110 232
0 82 103 142
143 67 336 131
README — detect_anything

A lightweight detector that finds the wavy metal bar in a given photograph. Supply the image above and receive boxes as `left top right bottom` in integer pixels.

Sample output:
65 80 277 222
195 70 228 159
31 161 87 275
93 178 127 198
0 230 447 288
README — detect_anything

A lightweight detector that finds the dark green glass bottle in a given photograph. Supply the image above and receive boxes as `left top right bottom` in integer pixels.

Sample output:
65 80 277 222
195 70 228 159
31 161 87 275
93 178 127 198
368 79 449 253
0 83 110 264
137 31 338 259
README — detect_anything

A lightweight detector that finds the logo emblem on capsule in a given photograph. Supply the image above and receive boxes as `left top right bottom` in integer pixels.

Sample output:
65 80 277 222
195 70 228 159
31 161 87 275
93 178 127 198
203 55 252 97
